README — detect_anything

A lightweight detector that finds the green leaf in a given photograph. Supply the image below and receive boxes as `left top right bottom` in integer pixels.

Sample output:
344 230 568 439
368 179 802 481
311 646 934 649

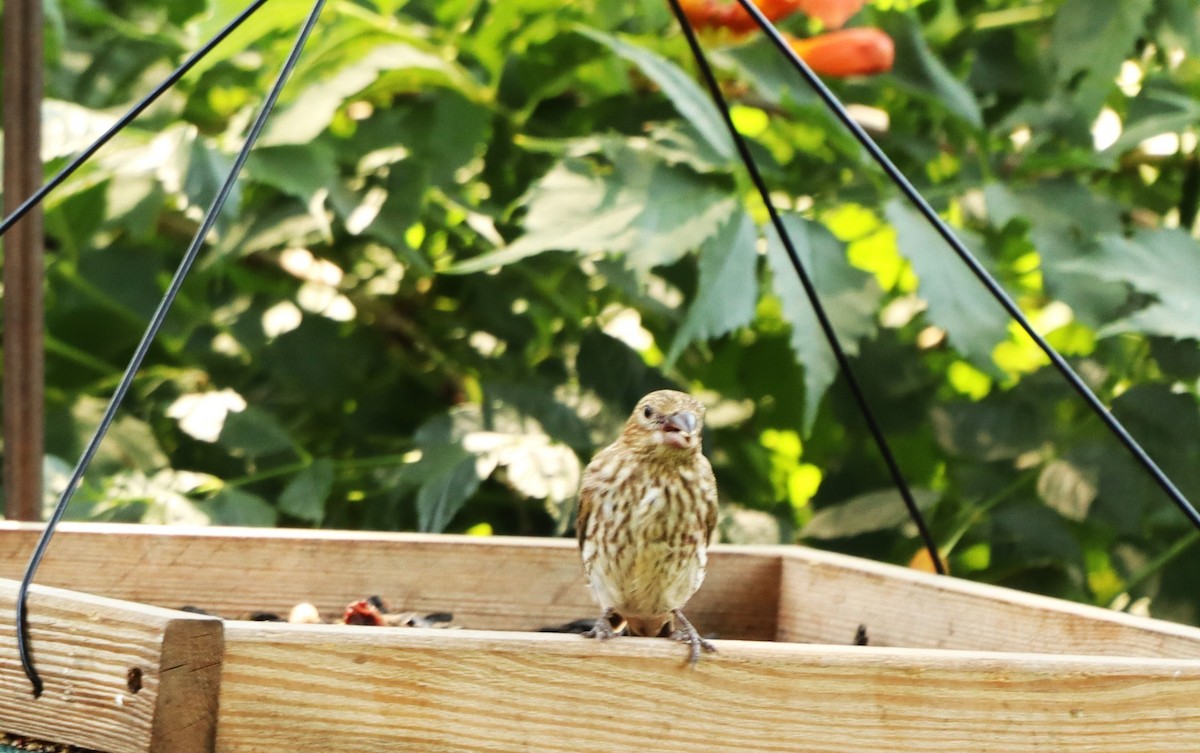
1111 384 1200 479
1104 80 1200 156
766 214 881 433
202 488 279 527
246 144 340 205
803 488 939 540
262 44 483 146
1051 0 1154 117
716 37 819 108
883 12 982 128
578 28 734 161
498 29 607 113
245 143 343 240
1150 0 1200 54
931 395 1050 462
1064 229 1200 339
218 407 296 457
397 412 493 532
166 0 206 25
184 137 240 238
984 181 1127 328
578 330 675 410
192 0 316 79
404 444 483 533
483 382 593 451
886 199 1008 373
41 100 119 161
991 503 1084 573
71 397 168 473
449 148 736 273
279 459 335 523
667 212 759 366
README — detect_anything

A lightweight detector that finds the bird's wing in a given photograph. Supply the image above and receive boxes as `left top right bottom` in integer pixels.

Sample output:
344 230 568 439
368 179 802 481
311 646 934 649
576 448 609 553
575 479 594 552
700 454 719 542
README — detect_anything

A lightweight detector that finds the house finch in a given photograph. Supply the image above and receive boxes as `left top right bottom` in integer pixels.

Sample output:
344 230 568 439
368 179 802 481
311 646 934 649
576 390 718 664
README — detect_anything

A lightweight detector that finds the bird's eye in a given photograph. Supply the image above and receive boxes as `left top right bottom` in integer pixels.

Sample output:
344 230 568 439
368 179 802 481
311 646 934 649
642 405 654 419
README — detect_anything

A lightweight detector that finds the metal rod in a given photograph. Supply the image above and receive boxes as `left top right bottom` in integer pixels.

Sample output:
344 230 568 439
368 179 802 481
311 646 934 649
15 0 329 697
666 0 946 574
734 0 1200 532
2 0 46 522
0 0 272 238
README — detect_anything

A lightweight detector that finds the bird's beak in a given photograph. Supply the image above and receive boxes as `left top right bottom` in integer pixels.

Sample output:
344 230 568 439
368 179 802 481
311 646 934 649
662 411 698 443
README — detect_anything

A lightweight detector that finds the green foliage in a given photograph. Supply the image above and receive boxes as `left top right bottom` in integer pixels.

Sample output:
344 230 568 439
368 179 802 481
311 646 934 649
8 0 1200 625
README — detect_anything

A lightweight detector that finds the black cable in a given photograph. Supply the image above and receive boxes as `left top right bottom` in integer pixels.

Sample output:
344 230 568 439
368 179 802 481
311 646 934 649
666 0 946 574
0 0 271 239
15 0 329 697
732 0 1200 533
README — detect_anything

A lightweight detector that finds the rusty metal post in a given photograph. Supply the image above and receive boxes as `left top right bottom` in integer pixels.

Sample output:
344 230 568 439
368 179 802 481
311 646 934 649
2 0 45 521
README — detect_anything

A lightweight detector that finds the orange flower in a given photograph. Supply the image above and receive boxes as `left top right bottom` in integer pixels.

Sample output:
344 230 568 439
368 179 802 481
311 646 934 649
677 0 805 34
908 547 948 575
795 0 867 29
789 27 895 77
676 0 867 34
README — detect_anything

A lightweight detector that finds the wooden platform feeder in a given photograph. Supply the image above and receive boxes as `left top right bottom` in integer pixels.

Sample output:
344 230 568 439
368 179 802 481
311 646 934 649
0 522 1198 751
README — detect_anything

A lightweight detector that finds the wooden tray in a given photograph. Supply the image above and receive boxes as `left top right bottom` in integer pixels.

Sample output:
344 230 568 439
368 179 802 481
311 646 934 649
0 522 1197 752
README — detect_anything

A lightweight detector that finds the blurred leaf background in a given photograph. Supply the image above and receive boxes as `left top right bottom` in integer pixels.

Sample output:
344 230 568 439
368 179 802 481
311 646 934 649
3 0 1200 625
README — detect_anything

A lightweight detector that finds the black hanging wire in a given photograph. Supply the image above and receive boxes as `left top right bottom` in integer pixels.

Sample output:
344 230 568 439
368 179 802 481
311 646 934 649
15 0 329 697
725 0 1200 533
0 0 272 238
666 0 946 574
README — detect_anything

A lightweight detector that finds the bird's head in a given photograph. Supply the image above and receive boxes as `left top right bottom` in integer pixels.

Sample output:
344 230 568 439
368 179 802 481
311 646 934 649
621 390 706 454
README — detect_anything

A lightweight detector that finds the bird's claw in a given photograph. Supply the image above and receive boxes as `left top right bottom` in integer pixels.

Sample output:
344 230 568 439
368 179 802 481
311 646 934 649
583 611 621 641
671 610 716 666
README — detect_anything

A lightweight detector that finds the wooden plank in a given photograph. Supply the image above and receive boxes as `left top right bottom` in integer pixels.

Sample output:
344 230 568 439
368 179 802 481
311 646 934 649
1 0 46 522
216 622 1200 753
0 578 222 753
777 546 1200 657
5 522 1200 661
0 523 780 640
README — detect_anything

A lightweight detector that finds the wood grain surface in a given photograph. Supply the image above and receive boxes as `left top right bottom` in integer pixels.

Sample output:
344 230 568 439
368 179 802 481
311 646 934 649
3 524 1200 751
776 547 1200 657
0 523 779 640
0 577 222 753
215 623 1200 753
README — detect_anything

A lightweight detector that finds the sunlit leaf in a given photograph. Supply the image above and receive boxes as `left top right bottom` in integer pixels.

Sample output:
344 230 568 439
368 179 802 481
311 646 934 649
450 149 736 273
71 397 168 472
667 212 759 366
886 200 1008 373
766 213 881 433
803 488 938 539
1065 230 1200 339
262 44 483 146
579 28 734 161
1037 459 1096 522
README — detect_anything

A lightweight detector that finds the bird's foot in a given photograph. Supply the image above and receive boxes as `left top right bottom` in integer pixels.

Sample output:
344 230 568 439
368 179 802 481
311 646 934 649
671 610 717 666
583 610 623 641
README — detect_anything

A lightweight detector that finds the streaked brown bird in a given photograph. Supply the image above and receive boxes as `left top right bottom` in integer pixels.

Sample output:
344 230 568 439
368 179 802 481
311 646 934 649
576 389 718 664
